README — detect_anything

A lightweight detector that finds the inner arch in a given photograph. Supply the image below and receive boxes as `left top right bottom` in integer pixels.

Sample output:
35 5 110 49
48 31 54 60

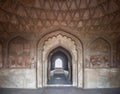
47 47 72 85
55 58 63 68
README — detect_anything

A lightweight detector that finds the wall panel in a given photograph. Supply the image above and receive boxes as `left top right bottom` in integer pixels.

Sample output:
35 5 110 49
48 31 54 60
0 43 2 68
8 37 33 68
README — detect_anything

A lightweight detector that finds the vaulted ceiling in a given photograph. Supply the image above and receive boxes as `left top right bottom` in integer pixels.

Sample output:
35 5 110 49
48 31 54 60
0 0 120 39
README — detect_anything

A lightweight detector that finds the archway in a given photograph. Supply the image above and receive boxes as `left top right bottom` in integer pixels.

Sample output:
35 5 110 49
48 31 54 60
47 47 72 85
37 31 83 87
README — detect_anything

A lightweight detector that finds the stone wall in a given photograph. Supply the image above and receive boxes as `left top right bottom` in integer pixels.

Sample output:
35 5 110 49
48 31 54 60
0 43 2 68
0 29 120 88
0 69 36 88
84 69 120 88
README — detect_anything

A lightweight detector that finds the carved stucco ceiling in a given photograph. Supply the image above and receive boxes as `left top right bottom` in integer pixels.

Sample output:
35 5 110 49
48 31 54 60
0 0 120 38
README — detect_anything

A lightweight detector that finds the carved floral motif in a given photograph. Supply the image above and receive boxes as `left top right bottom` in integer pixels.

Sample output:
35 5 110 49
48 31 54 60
90 55 110 68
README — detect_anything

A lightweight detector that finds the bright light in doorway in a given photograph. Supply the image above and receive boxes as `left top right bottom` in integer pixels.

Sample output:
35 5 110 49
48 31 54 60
55 58 63 68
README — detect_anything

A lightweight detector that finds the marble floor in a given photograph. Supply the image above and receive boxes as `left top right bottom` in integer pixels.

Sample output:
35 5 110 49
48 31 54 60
48 73 72 84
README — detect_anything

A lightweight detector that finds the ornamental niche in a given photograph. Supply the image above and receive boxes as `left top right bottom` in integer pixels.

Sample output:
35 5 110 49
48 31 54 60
116 41 120 67
0 43 2 68
86 38 111 68
8 37 31 68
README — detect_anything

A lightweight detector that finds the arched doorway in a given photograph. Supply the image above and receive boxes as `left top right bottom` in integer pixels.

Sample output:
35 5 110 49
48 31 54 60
37 31 83 87
47 47 72 85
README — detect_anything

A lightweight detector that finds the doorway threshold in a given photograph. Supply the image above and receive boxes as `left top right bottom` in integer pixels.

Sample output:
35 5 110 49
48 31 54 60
46 84 73 87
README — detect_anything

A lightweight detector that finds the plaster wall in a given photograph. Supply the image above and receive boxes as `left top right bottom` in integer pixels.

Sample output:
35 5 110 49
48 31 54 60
0 29 120 89
84 68 120 88
0 69 36 88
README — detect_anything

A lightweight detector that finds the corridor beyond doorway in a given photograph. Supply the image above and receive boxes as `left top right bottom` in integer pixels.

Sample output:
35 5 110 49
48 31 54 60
47 47 72 85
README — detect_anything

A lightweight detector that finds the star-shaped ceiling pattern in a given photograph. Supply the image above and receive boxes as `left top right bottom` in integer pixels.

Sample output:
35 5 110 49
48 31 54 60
0 0 120 38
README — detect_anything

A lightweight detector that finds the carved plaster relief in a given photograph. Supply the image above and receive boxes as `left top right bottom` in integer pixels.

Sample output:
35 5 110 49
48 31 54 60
43 34 77 61
8 37 32 68
86 38 111 68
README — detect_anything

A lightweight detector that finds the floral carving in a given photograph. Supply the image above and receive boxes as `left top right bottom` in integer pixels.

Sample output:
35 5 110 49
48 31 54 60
90 55 109 68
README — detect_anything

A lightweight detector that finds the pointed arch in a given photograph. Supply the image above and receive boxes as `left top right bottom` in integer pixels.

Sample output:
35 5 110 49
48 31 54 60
116 39 120 67
47 46 72 84
0 41 3 68
8 36 31 68
48 46 72 71
55 58 63 68
37 30 83 87
86 37 111 68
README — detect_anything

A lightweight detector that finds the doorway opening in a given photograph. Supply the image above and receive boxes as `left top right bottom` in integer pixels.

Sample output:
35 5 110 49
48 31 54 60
47 47 72 85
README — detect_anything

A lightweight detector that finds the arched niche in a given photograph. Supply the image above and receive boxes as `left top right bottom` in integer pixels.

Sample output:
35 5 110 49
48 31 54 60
47 47 72 85
8 36 31 68
37 31 83 87
116 40 120 67
0 42 3 68
86 38 111 68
